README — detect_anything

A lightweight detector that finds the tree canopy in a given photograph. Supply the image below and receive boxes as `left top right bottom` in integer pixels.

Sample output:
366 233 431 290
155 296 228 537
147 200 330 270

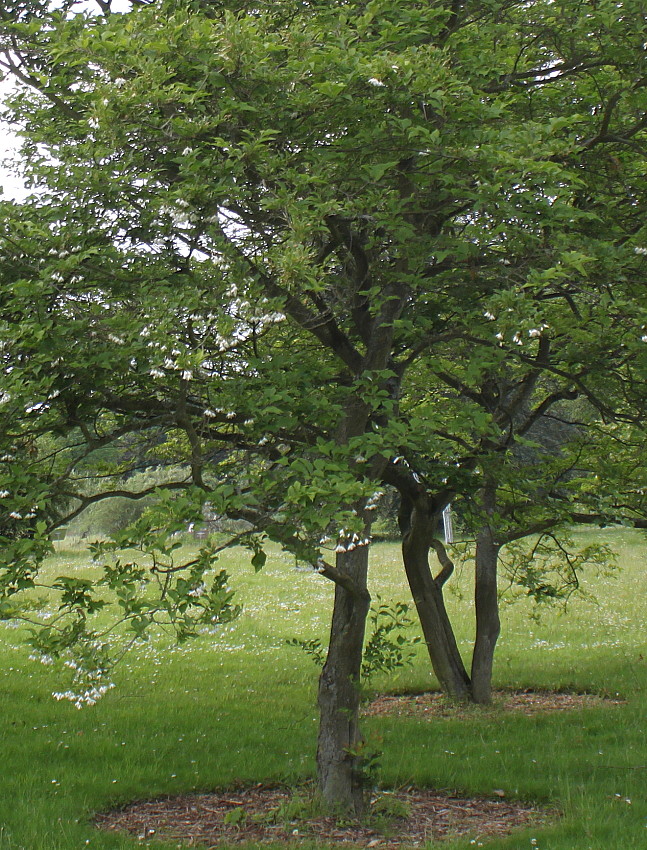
1 0 646 812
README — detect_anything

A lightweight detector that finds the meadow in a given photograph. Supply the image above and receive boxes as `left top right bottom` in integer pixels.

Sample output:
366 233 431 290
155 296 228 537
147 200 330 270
0 528 645 849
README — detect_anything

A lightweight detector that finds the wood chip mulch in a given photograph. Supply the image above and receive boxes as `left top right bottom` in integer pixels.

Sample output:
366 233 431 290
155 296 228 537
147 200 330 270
95 784 552 848
365 688 625 719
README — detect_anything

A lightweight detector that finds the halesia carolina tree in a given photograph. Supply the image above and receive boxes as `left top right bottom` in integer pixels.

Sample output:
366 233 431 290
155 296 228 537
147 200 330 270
1 0 647 812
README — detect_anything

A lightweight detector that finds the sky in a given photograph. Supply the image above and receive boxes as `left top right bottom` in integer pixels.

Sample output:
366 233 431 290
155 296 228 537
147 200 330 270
0 78 27 201
0 0 132 201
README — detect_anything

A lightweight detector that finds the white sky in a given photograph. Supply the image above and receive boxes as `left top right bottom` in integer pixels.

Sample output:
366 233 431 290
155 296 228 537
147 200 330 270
0 78 28 200
0 0 132 201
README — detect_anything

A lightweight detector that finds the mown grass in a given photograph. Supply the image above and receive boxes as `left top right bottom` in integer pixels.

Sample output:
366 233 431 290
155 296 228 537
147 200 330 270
0 529 645 849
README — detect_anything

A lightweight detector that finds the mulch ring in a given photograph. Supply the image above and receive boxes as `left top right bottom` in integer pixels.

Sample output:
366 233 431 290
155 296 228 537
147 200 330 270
365 688 626 719
95 784 554 847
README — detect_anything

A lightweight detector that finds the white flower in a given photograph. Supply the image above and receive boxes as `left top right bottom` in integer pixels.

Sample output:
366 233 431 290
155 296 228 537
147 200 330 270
108 334 124 345
642 336 647 342
149 368 165 379
0 490 9 498
495 332 504 341
226 411 236 420
528 328 541 338
484 311 496 321
181 370 193 381
634 246 647 255
368 78 386 87
204 408 218 418
9 511 22 519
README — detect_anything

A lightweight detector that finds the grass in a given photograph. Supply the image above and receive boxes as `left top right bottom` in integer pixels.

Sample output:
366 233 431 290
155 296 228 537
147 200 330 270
0 528 646 849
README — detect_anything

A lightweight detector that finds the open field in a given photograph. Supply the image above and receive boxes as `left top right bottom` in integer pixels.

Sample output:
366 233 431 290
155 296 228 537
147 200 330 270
0 529 645 849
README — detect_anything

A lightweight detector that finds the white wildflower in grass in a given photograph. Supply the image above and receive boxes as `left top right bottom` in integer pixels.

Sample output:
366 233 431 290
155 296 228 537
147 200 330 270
204 408 218 418
108 334 125 345
528 328 541 338
149 368 165 379
368 77 386 87
163 357 175 368
484 311 496 320
0 490 9 498
634 246 647 255
9 511 22 520
495 332 504 341
642 336 647 342
226 411 236 420
181 370 193 381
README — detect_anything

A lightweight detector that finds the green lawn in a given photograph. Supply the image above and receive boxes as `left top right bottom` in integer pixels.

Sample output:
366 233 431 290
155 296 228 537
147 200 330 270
1 529 645 849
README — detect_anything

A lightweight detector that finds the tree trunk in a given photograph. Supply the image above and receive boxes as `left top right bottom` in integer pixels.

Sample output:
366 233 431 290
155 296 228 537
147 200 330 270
316 544 371 815
470 487 500 704
401 503 472 702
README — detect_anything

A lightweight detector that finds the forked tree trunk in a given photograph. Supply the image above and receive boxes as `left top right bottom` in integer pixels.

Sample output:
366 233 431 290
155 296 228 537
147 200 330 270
470 487 500 704
401 500 472 702
316 544 371 815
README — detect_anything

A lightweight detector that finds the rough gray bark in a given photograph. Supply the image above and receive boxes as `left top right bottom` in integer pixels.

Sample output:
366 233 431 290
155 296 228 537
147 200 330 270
470 486 501 704
316 543 371 814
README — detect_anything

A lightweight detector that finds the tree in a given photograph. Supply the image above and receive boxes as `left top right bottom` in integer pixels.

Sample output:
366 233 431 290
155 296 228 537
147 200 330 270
1 0 647 812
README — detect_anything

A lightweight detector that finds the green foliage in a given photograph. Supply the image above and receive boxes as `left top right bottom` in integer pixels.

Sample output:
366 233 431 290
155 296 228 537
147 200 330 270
362 599 421 682
1 0 647 811
288 598 420 681
285 637 326 667
223 806 247 826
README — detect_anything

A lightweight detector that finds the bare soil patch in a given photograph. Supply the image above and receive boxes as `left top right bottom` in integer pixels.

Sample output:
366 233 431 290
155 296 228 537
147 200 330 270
365 688 625 719
95 784 552 847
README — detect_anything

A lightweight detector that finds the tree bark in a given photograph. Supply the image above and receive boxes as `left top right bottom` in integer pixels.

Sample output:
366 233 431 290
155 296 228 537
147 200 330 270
470 486 500 704
316 544 371 815
401 498 472 702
